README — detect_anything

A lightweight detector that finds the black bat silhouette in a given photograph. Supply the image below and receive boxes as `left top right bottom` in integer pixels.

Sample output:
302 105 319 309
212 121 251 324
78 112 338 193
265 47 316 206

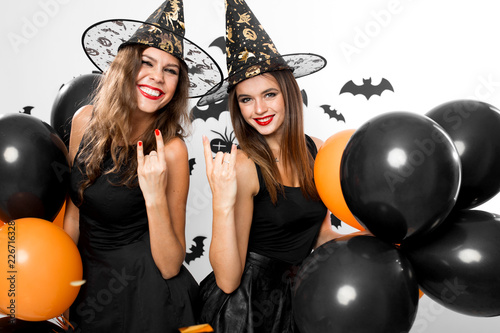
330 213 342 229
340 77 394 99
320 105 345 122
20 106 34 115
301 89 308 107
185 236 206 264
190 98 228 122
209 36 226 54
189 158 196 176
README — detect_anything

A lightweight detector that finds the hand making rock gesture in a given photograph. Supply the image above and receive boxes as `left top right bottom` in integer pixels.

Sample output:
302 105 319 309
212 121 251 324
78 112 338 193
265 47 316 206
203 135 238 209
137 129 168 203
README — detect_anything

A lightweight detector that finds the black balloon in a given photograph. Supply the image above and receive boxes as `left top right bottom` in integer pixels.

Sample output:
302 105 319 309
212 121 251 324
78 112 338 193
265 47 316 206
0 317 66 332
426 100 500 210
0 113 69 222
340 111 461 244
293 235 419 333
50 73 102 147
404 210 500 317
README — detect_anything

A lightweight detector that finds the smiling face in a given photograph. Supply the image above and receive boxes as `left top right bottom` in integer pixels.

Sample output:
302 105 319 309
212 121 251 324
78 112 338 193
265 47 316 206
235 73 286 140
135 47 180 114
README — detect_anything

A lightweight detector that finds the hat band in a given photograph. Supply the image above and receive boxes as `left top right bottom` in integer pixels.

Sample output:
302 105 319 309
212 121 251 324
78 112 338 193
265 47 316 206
227 56 291 90
120 23 184 60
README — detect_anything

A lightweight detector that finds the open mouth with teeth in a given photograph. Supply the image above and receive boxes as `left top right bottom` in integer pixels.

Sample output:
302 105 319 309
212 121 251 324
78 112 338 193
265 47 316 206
254 115 274 126
138 85 165 100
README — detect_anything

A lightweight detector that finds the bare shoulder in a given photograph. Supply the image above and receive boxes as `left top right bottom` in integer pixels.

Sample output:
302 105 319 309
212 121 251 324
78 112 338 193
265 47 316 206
309 135 324 151
68 105 93 163
163 136 188 162
72 105 93 128
235 149 259 197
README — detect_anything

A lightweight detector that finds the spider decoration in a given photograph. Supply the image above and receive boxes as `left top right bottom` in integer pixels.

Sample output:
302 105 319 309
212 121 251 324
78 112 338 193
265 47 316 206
210 127 238 154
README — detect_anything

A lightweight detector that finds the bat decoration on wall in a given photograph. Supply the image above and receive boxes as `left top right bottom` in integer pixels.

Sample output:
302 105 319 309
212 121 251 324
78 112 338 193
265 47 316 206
190 98 228 122
209 36 226 54
340 77 394 100
189 158 196 176
330 213 342 228
320 105 345 122
185 236 206 264
301 89 308 107
210 127 237 154
20 106 34 115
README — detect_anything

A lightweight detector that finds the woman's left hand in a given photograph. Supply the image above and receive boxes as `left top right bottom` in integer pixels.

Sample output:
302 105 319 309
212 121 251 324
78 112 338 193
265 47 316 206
137 129 168 203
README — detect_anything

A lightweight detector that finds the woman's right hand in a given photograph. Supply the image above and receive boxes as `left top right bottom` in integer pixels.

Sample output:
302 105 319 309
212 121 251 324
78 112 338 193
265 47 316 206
203 135 238 210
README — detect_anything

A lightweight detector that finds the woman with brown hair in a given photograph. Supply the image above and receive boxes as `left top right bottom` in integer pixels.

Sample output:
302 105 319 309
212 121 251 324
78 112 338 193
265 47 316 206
198 1 338 332
63 1 222 332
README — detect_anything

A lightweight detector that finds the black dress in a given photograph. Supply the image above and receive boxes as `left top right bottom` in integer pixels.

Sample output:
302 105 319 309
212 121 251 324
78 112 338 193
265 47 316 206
199 136 328 332
68 146 199 333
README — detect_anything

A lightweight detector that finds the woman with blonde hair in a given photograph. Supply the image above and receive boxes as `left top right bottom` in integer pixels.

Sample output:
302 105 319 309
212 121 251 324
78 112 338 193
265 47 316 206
63 1 222 331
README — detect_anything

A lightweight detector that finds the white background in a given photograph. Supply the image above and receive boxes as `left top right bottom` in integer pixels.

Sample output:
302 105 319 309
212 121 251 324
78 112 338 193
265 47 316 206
1 0 500 332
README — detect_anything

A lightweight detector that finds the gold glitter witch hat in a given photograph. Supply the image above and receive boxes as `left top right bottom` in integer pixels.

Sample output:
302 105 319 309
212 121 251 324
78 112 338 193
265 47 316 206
82 0 223 98
197 0 326 106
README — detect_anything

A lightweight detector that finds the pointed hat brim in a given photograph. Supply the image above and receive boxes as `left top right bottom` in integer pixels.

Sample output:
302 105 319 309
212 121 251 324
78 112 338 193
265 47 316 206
82 19 223 99
197 53 326 107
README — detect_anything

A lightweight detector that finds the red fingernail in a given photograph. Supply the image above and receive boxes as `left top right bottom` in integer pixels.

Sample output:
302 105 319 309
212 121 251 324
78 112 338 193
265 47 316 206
155 129 160 136
138 141 142 147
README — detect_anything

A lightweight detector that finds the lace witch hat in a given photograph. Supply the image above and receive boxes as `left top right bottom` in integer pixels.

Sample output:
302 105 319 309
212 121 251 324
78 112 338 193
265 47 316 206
197 0 326 106
82 0 223 98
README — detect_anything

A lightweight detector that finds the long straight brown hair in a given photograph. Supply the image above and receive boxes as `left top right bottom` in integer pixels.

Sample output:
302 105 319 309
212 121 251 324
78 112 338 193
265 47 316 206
76 44 190 202
228 69 319 204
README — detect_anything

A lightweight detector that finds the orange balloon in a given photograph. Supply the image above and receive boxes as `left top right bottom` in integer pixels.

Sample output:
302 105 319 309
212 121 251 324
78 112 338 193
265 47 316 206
315 129 365 231
0 218 83 321
52 200 66 229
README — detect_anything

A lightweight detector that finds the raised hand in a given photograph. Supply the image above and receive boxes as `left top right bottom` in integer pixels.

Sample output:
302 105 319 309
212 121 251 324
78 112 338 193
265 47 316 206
203 135 238 209
137 129 168 203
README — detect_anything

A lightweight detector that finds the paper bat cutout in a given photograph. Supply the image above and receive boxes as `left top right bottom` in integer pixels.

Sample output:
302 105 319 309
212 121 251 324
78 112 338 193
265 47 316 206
301 89 308 107
330 213 342 229
340 77 394 99
20 106 34 115
185 236 206 264
189 158 196 176
320 105 345 122
190 98 228 122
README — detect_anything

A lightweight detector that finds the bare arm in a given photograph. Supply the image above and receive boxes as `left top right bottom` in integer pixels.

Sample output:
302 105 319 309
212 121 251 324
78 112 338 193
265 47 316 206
137 131 188 279
63 105 93 244
203 137 257 293
62 105 92 320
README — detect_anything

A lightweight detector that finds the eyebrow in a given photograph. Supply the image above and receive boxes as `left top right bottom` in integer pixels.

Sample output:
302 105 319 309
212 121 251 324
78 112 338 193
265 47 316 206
237 87 278 99
142 54 180 68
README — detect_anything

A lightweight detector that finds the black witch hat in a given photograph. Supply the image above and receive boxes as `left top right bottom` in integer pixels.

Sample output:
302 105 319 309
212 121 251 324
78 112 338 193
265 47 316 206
197 0 326 106
81 0 223 98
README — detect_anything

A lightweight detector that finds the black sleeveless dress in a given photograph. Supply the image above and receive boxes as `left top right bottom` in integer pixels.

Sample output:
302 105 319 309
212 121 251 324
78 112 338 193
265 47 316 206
199 136 328 332
68 146 199 333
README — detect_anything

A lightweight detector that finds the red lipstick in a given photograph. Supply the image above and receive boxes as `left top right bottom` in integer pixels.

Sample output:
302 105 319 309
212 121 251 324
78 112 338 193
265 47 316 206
138 85 164 100
254 115 274 126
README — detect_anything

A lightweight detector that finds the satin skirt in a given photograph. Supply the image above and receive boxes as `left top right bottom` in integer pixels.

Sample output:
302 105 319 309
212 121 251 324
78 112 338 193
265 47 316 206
199 252 300 333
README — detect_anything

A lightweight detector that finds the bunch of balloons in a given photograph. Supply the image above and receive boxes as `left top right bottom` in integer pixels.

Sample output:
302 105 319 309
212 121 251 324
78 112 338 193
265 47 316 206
0 75 97 323
294 100 500 332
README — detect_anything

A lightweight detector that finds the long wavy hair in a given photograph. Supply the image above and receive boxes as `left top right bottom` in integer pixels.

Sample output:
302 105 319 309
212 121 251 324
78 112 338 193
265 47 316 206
228 69 319 204
76 44 190 202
